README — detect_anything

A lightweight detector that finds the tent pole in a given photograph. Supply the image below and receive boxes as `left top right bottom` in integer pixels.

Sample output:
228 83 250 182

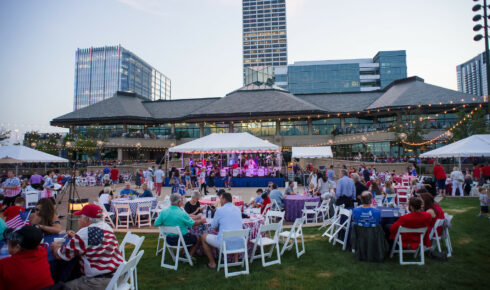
458 157 461 170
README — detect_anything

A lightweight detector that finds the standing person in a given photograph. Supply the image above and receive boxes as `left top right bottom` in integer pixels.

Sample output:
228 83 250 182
154 166 165 197
352 173 368 202
450 167 465 197
308 168 318 190
433 162 447 197
28 172 44 190
1 171 22 208
110 165 119 190
478 187 489 218
208 171 217 193
134 169 142 188
146 167 154 191
482 163 490 184
171 170 182 194
473 164 482 186
327 165 336 192
184 166 191 190
335 169 355 208
190 165 197 188
226 170 232 190
199 168 207 195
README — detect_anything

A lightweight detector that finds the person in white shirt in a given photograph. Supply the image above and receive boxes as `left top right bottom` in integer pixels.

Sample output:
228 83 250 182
145 167 154 191
450 167 465 197
309 169 318 190
154 166 165 197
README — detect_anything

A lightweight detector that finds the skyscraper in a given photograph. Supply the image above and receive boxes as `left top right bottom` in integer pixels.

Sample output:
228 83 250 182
242 0 288 84
73 45 171 110
457 52 488 97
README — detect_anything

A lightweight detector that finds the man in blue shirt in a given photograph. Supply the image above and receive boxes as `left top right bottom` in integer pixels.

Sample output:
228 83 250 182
119 182 135 197
335 169 355 208
327 165 336 182
138 183 153 198
269 183 284 210
202 192 243 269
353 191 381 227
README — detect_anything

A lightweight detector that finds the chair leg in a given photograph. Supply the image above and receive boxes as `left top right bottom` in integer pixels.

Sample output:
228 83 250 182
250 242 258 263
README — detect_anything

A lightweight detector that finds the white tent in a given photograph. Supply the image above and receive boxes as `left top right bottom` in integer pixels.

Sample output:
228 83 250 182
419 134 490 158
291 146 333 159
168 133 280 153
0 145 68 163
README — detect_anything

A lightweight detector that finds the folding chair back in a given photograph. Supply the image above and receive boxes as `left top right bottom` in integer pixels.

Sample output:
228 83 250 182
114 204 133 229
94 201 116 228
119 232 146 261
443 214 453 257
280 217 305 258
217 229 250 278
396 188 410 206
159 226 194 270
428 219 445 253
25 191 39 209
302 201 319 224
271 199 281 211
265 210 285 226
106 250 144 290
330 208 352 250
374 195 384 207
136 202 152 228
262 203 271 215
250 222 282 267
385 194 397 207
389 226 428 265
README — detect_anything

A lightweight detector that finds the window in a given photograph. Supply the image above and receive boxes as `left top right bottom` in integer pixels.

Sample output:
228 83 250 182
312 118 340 135
148 124 172 136
204 122 229 135
175 123 200 139
280 121 308 136
233 121 276 136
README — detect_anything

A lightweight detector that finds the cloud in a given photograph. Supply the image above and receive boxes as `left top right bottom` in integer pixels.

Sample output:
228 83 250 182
117 0 167 16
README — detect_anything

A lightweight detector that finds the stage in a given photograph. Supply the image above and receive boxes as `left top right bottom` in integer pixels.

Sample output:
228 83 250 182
164 177 285 188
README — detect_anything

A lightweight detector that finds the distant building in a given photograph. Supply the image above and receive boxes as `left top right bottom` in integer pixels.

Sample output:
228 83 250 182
242 0 287 84
276 50 407 94
457 52 488 97
73 45 171 110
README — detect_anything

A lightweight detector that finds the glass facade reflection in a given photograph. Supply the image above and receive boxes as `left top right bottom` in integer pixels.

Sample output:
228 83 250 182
280 121 308 136
175 123 200 139
74 45 171 110
233 121 275 136
204 123 229 135
312 118 341 135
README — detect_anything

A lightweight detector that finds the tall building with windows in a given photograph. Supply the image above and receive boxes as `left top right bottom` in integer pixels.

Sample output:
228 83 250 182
457 52 488 97
242 0 288 84
73 45 171 110
277 50 407 94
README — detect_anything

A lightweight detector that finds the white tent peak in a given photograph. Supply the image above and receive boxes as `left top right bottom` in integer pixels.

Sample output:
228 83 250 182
168 133 280 153
0 145 68 163
419 134 490 158
292 146 333 159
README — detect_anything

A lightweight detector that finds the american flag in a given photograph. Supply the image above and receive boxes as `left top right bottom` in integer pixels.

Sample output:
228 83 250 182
5 210 31 230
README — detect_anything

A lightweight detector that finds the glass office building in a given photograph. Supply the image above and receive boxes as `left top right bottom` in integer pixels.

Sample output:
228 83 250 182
74 45 171 110
456 51 488 97
242 0 288 84
284 50 407 94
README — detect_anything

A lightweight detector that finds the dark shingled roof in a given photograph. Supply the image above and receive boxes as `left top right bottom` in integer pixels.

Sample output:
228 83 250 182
189 85 323 117
143 98 219 121
366 76 481 110
297 92 383 113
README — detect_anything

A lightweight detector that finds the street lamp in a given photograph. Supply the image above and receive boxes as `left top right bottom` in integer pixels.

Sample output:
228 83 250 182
472 0 490 113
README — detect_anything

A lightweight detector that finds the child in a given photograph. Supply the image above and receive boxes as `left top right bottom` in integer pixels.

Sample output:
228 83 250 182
0 197 25 221
478 187 489 218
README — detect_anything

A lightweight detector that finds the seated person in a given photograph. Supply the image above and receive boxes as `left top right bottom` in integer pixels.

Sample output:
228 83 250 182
98 187 113 212
1 197 25 221
184 191 202 216
0 226 54 290
284 181 295 195
138 183 153 198
389 197 432 250
352 191 381 227
213 189 226 208
269 183 284 210
248 188 264 208
119 182 135 197
29 198 62 234
154 194 206 259
52 204 123 289
202 192 243 269
419 192 445 236
260 192 271 214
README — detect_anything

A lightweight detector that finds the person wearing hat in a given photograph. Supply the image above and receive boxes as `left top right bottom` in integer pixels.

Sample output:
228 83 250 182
52 204 123 289
145 167 154 191
0 225 54 290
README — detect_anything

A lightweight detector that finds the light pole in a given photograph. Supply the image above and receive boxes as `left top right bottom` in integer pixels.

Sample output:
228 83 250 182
473 0 490 114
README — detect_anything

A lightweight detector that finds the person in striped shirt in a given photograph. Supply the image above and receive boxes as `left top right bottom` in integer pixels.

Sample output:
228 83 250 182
52 204 123 290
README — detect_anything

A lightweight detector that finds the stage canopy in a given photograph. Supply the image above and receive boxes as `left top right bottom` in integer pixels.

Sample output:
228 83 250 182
292 146 333 159
419 134 490 158
0 145 69 163
168 133 280 154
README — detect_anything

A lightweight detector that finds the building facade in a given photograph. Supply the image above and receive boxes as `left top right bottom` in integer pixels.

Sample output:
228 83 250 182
457 51 488 97
73 45 171 110
277 50 407 94
242 0 288 84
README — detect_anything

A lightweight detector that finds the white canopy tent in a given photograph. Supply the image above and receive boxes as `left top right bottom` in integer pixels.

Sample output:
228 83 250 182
291 146 333 159
169 133 280 154
0 145 68 175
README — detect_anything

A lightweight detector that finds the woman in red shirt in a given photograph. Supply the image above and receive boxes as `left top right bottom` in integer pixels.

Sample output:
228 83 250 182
419 192 444 237
433 162 447 197
260 192 271 214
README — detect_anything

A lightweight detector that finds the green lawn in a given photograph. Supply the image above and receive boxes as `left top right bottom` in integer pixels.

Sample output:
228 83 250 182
117 198 489 290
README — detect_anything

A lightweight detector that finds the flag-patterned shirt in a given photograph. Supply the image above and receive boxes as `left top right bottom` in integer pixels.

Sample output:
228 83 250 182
57 222 123 277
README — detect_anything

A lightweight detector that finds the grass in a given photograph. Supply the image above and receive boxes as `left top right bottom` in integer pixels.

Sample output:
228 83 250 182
117 198 489 290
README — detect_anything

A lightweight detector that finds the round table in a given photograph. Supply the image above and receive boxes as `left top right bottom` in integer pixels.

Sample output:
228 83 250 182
284 195 320 222
110 197 158 219
199 197 245 211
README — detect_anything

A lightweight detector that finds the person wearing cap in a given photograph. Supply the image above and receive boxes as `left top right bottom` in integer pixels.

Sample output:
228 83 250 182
119 182 135 197
0 225 54 290
52 204 124 289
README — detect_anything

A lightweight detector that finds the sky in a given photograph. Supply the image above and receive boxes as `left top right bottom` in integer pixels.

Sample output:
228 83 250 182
0 0 484 142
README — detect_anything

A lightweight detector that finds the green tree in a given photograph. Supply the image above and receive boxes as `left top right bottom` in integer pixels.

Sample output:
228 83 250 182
393 111 428 156
451 109 488 141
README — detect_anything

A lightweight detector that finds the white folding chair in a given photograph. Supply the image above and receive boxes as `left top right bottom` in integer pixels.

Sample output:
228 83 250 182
217 229 250 278
329 208 352 250
151 202 166 220
135 202 152 228
119 232 145 290
159 226 194 270
262 203 271 215
315 199 329 222
374 195 384 207
302 201 319 224
443 214 453 257
396 188 410 207
271 199 281 211
265 210 285 227
250 223 282 267
389 226 428 265
426 219 445 253
114 204 133 229
25 191 40 209
319 203 343 231
106 250 144 290
385 194 397 207
88 176 96 186
279 217 305 258
401 177 410 187
95 201 116 228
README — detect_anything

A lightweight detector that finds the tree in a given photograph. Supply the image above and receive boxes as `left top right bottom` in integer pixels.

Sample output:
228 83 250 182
393 111 429 157
451 109 488 141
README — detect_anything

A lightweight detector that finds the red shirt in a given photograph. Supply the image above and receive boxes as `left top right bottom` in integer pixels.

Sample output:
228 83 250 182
433 165 446 180
0 246 54 290
431 203 445 236
261 197 271 214
110 168 119 181
473 167 481 178
482 165 490 176
389 211 432 250
3 205 25 221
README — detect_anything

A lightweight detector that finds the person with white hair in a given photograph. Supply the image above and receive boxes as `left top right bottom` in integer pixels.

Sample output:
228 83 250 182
52 204 124 289
184 191 202 216
450 166 465 197
145 167 154 191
